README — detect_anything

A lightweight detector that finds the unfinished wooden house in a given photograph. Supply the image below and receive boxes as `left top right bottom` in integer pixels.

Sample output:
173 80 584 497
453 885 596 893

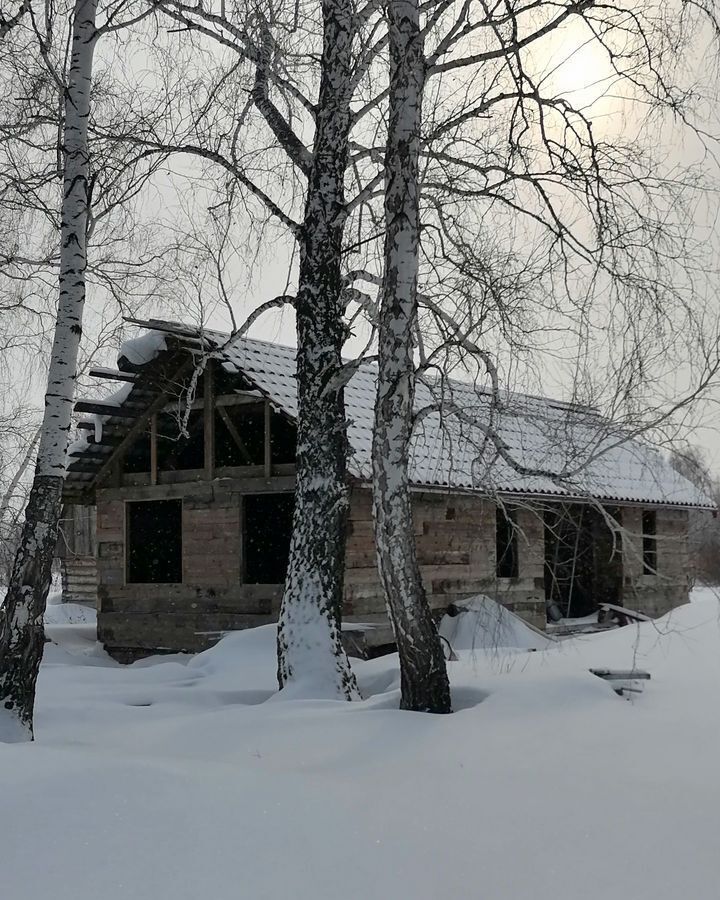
63 319 714 660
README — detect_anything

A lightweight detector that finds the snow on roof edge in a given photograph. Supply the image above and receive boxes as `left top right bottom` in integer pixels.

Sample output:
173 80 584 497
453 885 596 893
94 320 715 510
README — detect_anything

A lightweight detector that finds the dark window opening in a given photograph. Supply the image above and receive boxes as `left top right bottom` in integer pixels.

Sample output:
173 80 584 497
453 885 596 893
642 510 657 574
244 493 294 584
496 506 519 578
215 404 296 468
126 499 182 584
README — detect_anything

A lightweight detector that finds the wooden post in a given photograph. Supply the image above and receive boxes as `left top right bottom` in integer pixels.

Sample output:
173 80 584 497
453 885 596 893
150 414 158 486
264 399 271 480
204 360 215 480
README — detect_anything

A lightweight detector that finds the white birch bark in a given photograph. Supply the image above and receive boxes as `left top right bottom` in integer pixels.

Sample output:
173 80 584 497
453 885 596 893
0 0 98 740
372 0 451 713
276 0 359 700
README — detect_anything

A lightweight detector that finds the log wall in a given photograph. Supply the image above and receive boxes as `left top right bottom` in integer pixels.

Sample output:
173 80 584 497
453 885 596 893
621 506 691 618
345 489 547 638
96 479 283 657
58 505 98 606
94 479 691 659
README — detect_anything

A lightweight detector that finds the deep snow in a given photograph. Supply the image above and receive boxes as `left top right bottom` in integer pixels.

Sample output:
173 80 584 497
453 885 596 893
1 589 719 899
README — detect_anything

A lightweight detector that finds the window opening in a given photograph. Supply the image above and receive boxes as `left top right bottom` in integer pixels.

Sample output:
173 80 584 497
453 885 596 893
126 499 182 583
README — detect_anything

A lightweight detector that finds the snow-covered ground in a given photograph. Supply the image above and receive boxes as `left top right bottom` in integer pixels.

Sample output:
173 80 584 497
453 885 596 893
1 589 720 900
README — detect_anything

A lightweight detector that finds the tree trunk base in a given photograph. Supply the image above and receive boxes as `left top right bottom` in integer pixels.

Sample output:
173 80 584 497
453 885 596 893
0 474 63 739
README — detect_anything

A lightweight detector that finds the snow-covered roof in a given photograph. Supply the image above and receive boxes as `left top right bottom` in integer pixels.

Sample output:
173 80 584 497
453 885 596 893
216 332 712 508
67 320 714 509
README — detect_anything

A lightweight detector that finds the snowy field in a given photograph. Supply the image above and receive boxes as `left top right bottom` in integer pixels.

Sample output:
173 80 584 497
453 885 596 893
1 590 720 900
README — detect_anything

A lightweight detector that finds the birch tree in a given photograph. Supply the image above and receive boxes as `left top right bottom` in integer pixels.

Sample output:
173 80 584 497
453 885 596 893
30 0 711 713
372 0 450 713
141 0 367 698
0 0 99 740
0 0 171 739
354 0 720 711
270 0 361 697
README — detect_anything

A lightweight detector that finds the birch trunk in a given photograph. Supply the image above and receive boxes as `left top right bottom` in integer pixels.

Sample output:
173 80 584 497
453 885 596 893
372 0 451 713
276 0 359 700
0 0 98 740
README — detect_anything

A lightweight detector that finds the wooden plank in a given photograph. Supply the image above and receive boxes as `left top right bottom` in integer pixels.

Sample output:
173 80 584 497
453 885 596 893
150 414 158 486
98 474 296 502
67 461 107 474
98 611 276 652
216 393 264 407
264 399 271 479
204 360 215 480
76 421 125 434
74 400 140 418
171 393 264 413
88 367 138 383
100 593 271 615
91 357 194 489
218 406 253 464
122 316 208 342
598 602 653 623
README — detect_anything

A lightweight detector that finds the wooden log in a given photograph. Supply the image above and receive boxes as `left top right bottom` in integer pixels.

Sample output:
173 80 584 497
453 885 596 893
264 399 271 479
150 414 158 485
88 367 138 383
204 360 215 480
74 400 141 418
217 406 254 464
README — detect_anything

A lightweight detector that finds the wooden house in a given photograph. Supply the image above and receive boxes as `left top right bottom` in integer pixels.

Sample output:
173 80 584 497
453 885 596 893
63 318 713 661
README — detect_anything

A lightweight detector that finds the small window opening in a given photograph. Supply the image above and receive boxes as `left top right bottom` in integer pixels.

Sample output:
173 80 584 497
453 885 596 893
244 493 295 584
642 510 657 575
126 499 182 583
496 506 519 578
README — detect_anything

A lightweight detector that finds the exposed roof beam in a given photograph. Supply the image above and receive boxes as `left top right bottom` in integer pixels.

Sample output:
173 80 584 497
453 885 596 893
88 367 138 383
67 461 106 474
89 357 196 489
74 400 143 418
123 316 209 343
69 444 114 458
173 392 263 414
76 421 125 433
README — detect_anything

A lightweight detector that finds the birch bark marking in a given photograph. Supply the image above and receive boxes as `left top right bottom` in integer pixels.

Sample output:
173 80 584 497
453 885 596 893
276 0 359 699
0 0 98 740
372 0 451 713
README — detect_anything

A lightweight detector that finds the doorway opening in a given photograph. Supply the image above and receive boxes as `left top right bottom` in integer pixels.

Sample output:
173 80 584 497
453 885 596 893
544 504 622 619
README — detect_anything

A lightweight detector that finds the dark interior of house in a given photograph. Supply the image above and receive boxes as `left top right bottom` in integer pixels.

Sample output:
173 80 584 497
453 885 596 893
121 368 297 474
126 498 183 584
544 504 623 619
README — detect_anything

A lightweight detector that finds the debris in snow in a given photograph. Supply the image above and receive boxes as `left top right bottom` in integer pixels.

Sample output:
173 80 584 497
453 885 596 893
590 668 652 697
439 594 556 653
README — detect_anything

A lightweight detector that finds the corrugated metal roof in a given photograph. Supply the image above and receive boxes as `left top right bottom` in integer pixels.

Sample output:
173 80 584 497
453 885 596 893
68 320 714 509
215 329 713 508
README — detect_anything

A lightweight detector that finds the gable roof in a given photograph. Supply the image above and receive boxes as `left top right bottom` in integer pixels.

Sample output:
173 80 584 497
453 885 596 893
66 319 714 509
